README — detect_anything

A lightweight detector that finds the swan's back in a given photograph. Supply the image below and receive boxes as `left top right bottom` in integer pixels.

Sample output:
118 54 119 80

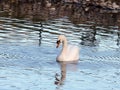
66 45 79 61
57 45 80 61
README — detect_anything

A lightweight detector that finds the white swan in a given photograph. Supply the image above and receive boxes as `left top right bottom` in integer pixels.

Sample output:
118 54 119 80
56 35 79 61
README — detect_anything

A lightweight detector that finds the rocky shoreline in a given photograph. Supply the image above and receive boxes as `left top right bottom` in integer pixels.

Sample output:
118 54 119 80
63 0 120 10
0 0 120 26
0 0 120 10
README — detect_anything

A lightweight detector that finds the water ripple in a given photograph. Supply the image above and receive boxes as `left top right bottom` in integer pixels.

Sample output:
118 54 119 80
0 17 120 90
0 17 120 61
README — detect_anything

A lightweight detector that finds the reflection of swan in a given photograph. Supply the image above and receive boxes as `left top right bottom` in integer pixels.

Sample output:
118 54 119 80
55 61 78 86
56 35 79 61
55 61 66 85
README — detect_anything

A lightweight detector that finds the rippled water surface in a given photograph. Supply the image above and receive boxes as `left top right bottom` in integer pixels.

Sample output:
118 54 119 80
0 17 120 90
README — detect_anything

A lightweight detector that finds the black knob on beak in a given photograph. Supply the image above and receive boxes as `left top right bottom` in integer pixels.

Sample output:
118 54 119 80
56 40 60 48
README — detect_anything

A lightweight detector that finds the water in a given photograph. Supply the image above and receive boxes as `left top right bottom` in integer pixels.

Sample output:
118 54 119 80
0 16 120 90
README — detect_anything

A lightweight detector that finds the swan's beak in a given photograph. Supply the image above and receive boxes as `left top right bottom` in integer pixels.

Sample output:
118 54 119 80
56 40 60 48
56 43 60 48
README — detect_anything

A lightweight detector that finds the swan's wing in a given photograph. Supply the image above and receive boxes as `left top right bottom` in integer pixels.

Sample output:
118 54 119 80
67 45 80 60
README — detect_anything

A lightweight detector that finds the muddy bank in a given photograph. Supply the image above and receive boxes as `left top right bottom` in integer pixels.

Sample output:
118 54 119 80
0 0 120 26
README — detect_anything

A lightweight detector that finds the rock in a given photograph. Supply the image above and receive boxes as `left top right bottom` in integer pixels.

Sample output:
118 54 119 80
112 2 119 9
46 1 51 8
85 7 89 11
86 0 90 2
50 7 56 11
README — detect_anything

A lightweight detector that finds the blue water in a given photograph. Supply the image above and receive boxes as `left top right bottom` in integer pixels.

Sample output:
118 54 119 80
0 17 120 90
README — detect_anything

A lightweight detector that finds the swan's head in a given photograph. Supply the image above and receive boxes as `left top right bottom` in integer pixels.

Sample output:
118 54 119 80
56 35 66 48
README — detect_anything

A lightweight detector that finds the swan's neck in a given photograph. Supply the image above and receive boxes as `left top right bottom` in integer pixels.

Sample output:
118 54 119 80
62 38 67 52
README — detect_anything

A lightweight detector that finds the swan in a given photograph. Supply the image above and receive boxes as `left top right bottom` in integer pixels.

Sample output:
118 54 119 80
56 35 79 61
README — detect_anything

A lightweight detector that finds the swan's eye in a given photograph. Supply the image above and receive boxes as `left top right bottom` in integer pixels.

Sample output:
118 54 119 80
56 40 60 44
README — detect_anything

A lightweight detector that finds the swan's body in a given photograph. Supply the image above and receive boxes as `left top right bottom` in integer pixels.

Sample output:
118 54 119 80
56 35 79 61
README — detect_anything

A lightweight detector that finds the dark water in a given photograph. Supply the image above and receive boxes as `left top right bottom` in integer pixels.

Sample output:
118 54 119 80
0 17 120 90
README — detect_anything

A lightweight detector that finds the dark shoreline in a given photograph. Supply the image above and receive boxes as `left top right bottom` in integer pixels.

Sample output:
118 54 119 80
0 0 120 26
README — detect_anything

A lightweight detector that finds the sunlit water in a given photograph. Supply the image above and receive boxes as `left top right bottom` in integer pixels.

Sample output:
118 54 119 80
0 17 120 90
